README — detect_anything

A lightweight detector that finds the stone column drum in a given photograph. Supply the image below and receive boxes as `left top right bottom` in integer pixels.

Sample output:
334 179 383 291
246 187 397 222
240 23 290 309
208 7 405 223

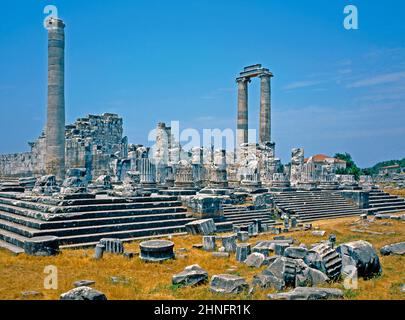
45 18 66 181
236 77 249 148
259 73 272 144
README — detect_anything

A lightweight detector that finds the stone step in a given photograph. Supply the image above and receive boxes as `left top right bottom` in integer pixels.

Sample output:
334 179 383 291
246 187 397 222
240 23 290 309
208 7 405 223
225 216 275 225
0 197 184 217
57 225 189 245
297 211 363 221
0 216 194 239
278 202 355 211
369 201 405 208
369 198 402 203
370 205 405 214
0 201 187 221
0 208 189 230
294 208 363 217
286 206 362 216
0 239 25 255
225 215 273 223
0 228 28 248
223 210 273 217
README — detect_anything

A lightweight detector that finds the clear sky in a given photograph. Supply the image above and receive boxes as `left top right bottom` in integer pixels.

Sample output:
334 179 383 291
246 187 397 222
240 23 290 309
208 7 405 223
0 0 404 167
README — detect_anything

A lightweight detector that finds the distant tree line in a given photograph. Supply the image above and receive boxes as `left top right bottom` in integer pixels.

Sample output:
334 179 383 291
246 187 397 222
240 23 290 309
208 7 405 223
334 153 405 180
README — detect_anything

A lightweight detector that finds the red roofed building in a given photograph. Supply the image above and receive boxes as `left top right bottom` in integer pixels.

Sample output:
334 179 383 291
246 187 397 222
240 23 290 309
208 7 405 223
304 154 347 173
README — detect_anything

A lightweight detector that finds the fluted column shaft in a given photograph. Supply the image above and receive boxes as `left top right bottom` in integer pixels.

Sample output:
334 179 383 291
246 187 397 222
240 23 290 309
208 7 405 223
237 77 249 147
45 18 66 180
259 74 272 144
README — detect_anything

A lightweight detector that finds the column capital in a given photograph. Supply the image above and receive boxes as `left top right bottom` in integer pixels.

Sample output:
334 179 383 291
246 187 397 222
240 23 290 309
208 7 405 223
236 76 251 84
259 71 274 79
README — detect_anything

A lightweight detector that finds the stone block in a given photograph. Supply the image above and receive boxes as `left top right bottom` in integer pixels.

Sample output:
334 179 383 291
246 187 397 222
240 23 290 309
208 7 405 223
336 240 381 279
245 252 266 268
210 274 249 294
236 243 251 262
60 286 107 300
172 265 208 287
24 236 59 256
202 236 216 251
185 219 217 235
222 234 237 253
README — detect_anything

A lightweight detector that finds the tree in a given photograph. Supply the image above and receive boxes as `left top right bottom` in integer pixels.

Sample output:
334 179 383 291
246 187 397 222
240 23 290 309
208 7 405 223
334 152 362 180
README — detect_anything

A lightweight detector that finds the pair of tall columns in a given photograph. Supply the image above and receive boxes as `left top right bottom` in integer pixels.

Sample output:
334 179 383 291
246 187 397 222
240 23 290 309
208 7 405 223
45 18 66 180
237 72 272 147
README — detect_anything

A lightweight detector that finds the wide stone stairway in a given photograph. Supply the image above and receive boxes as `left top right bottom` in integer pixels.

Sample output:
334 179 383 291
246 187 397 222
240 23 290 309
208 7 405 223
272 190 364 222
367 189 405 215
0 192 195 253
222 204 276 226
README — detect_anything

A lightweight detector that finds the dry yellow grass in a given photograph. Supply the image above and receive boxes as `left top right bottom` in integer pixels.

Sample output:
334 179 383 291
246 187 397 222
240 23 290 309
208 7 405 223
0 216 404 300
385 188 405 198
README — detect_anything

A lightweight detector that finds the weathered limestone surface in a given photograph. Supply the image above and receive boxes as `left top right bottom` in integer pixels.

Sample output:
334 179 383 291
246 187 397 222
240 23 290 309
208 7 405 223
185 219 217 235
268 287 343 300
380 242 405 256
210 274 249 294
172 264 209 287
337 240 381 279
60 286 107 300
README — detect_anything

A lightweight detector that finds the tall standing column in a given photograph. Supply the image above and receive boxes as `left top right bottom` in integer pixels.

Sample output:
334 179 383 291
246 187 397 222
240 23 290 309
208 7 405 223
259 73 272 144
45 17 66 181
237 77 249 148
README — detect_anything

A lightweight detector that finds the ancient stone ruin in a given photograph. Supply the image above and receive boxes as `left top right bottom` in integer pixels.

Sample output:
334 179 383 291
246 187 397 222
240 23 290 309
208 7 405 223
0 17 404 259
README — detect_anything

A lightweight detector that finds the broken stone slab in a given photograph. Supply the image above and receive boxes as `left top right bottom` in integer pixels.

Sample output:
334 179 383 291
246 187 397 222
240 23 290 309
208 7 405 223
73 280 96 287
60 286 107 300
337 240 381 279
295 265 329 287
256 239 295 246
93 244 105 260
290 217 298 228
210 274 249 294
237 231 249 242
375 214 391 220
222 234 237 253
252 245 271 257
236 243 251 262
172 264 209 287
245 252 266 268
380 242 405 256
23 236 59 256
139 240 175 262
212 252 230 258
185 219 217 235
268 287 343 300
252 274 284 290
275 243 290 256
312 230 326 237
262 256 297 288
202 236 216 251
123 252 135 259
304 243 342 280
99 238 124 255
284 246 308 260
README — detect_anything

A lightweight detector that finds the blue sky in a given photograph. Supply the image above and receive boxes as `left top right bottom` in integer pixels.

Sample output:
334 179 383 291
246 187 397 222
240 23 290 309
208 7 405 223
0 0 404 167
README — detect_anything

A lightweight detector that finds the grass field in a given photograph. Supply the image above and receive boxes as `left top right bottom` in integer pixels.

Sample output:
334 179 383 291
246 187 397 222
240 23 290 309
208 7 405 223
0 215 404 300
